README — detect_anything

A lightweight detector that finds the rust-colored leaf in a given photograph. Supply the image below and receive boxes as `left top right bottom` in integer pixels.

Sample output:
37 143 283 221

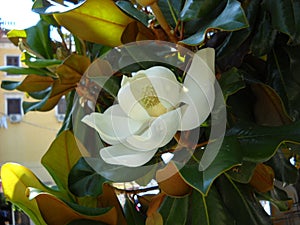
252 83 292 126
146 193 166 217
156 162 192 197
39 54 90 111
249 163 275 193
97 183 127 225
32 192 117 225
17 74 54 92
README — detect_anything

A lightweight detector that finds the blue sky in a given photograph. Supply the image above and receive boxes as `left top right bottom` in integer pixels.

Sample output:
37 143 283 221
0 0 40 29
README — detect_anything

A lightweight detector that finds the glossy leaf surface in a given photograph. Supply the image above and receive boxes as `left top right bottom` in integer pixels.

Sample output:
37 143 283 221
53 0 134 46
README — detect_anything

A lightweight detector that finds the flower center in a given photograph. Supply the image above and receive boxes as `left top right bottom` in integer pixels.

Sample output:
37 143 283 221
140 85 167 117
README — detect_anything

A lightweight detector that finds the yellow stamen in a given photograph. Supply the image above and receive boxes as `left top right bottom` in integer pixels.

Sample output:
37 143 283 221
139 85 167 117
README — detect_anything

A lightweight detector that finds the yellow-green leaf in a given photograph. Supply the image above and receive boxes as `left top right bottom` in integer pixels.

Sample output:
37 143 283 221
53 0 134 47
7 29 27 46
41 131 90 193
146 211 163 225
0 163 51 225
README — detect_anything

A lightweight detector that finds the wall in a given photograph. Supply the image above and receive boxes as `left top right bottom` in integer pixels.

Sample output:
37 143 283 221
0 35 61 183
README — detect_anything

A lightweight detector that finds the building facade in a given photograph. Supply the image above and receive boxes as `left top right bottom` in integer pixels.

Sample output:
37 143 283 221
0 33 62 184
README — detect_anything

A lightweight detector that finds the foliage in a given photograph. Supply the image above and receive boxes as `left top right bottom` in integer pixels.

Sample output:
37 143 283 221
1 0 300 224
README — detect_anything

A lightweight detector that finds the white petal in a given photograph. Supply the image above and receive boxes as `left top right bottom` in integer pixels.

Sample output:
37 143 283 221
126 109 180 150
82 104 144 145
118 75 151 122
100 144 157 167
136 66 181 109
179 48 216 131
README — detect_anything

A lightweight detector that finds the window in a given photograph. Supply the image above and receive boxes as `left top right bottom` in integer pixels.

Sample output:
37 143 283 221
5 94 23 123
7 98 22 115
55 97 67 122
5 55 20 76
57 97 67 115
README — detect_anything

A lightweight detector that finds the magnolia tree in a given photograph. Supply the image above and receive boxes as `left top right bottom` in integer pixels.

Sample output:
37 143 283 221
1 0 300 225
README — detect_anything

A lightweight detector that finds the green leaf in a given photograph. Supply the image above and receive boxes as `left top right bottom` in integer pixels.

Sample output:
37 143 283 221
227 161 257 183
217 175 272 225
22 90 52 113
218 67 245 101
159 195 188 225
0 66 53 76
178 136 242 195
41 131 89 194
158 0 184 27
181 0 249 45
67 220 108 225
32 0 86 14
258 187 292 212
187 187 235 225
89 76 121 98
82 157 154 182
227 121 300 163
1 80 21 90
264 0 300 44
22 53 62 68
250 11 277 56
69 158 107 197
266 149 299 185
25 20 53 59
116 1 150 27
123 196 145 225
53 0 135 47
180 0 224 21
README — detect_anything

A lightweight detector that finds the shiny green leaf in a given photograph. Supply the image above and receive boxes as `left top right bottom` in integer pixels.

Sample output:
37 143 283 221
264 0 300 44
69 158 107 197
25 20 53 59
227 121 300 163
1 80 21 90
181 0 249 45
158 0 184 27
53 0 134 47
22 53 62 68
0 66 53 76
250 11 277 56
218 67 245 101
266 149 299 185
178 136 242 195
227 161 257 183
116 1 150 27
217 175 272 225
159 195 188 225
180 0 224 21
187 187 235 225
123 196 145 225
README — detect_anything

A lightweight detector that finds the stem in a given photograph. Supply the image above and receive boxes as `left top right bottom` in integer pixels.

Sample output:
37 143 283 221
149 2 178 43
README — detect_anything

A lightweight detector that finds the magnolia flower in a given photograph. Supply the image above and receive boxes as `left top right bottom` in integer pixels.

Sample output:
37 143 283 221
82 48 215 167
